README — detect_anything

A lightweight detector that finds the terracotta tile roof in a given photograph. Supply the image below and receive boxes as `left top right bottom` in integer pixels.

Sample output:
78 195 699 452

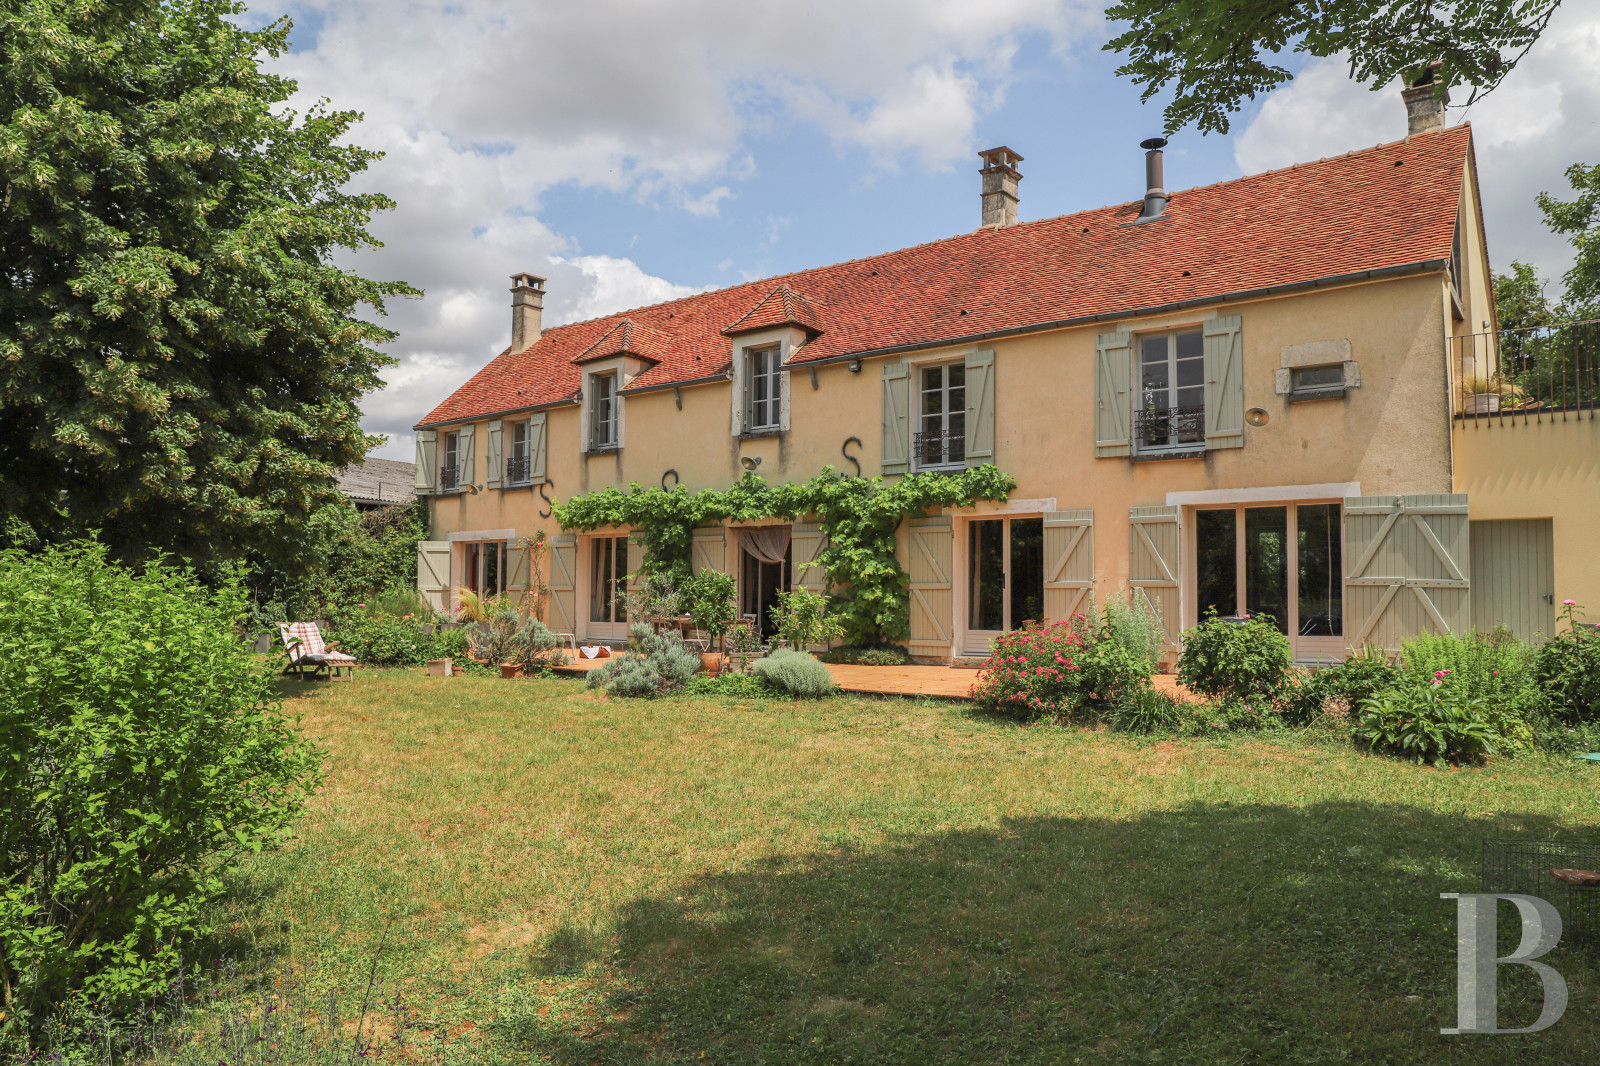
572 317 672 364
722 283 826 336
419 125 1473 427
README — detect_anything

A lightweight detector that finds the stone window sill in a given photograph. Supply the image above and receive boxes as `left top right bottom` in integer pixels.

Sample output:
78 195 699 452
1132 448 1206 463
739 427 783 441
585 445 621 456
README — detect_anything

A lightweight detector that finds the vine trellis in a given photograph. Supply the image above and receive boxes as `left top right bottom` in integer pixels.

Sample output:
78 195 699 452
553 466 1015 645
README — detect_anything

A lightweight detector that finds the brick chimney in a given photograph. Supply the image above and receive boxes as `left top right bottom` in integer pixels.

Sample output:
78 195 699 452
510 273 545 353
978 147 1022 228
1402 66 1448 135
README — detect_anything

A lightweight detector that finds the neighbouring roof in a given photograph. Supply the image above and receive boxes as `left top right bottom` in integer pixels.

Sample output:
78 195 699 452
419 125 1474 428
336 458 417 506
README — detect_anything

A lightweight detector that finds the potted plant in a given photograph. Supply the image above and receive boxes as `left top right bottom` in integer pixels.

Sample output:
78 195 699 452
770 588 845 653
683 570 737 675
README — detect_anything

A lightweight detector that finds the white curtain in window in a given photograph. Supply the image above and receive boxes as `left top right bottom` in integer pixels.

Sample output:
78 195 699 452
741 526 791 564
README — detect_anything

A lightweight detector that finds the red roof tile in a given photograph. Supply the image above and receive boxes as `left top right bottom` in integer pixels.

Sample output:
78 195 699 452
419 126 1474 427
722 284 826 336
572 317 672 365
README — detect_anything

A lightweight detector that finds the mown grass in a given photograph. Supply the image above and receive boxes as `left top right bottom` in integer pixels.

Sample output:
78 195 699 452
192 669 1600 1063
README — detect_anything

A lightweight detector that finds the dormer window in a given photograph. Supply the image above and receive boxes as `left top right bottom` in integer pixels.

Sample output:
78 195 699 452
745 347 781 431
590 373 618 451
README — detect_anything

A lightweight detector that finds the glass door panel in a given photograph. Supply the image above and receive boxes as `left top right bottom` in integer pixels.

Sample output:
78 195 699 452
1009 518 1044 630
968 519 1004 631
1297 504 1343 637
1245 507 1288 634
1195 509 1237 619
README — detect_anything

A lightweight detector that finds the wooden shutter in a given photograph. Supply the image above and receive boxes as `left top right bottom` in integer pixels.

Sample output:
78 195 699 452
1129 506 1181 649
1095 330 1132 458
627 534 649 594
1203 314 1244 450
548 534 579 634
907 516 953 656
881 362 911 476
458 425 476 488
414 430 437 494
1344 494 1471 650
692 527 727 575
485 419 503 489
526 412 548 483
964 348 995 466
791 521 828 591
1043 510 1094 623
416 540 450 612
1470 519 1555 644
505 538 530 602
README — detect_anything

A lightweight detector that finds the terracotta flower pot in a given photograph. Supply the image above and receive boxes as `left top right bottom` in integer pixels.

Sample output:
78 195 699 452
427 657 453 678
700 651 723 676
500 663 523 679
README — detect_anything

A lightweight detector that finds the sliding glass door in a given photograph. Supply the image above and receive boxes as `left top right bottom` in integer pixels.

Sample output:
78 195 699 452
1192 502 1344 661
965 516 1043 654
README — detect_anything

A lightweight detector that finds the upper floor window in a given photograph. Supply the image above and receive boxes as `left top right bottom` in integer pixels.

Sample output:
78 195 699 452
590 373 618 450
915 362 966 469
1137 329 1205 452
441 431 460 490
746 346 781 431
507 420 531 483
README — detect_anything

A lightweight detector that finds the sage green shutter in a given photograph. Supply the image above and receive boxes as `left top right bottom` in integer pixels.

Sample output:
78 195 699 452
628 534 649 595
1470 518 1555 643
692 527 727 575
964 348 995 466
1043 510 1094 623
1129 506 1181 650
416 540 449 612
505 538 530 602
457 425 476 488
485 419 503 489
1203 314 1244 450
1095 330 1132 457
548 534 578 634
791 521 828 591
527 412 548 483
881 362 911 476
1344 494 1470 650
907 517 953 656
414 430 437 494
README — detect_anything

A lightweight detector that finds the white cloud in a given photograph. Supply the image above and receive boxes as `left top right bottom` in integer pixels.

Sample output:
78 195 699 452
1233 6 1600 298
256 0 1099 459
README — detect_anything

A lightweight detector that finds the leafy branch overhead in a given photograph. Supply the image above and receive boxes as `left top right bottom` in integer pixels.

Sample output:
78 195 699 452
554 466 1016 645
1104 0 1564 135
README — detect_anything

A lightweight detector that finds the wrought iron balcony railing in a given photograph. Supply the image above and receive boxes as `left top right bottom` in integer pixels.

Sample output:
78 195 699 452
1134 404 1206 450
913 429 965 468
506 455 530 484
438 463 460 491
1452 318 1600 425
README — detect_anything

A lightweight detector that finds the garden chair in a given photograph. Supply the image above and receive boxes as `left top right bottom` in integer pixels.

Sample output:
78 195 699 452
277 621 359 682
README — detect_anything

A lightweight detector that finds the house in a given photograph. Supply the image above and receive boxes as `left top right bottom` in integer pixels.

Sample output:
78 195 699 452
336 458 418 512
413 87 1600 662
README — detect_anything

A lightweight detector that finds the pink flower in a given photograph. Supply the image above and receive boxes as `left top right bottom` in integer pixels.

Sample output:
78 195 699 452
1564 599 1577 606
357 602 366 608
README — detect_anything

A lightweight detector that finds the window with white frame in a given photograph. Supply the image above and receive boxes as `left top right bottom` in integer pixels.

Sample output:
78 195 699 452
1137 329 1205 452
441 431 460 489
589 373 618 450
915 362 966 468
507 420 531 483
745 346 781 431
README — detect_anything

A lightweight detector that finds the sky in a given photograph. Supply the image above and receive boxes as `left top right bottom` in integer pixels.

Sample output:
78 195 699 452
241 1 1600 462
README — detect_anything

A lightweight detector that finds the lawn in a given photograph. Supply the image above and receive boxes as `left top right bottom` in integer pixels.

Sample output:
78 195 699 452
197 669 1600 1064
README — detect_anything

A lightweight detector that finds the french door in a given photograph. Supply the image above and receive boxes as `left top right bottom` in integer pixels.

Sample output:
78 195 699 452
586 535 630 640
1193 502 1344 661
964 516 1043 654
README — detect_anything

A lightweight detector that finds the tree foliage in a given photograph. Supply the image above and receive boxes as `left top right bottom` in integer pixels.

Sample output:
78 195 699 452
1104 0 1564 135
554 466 1016 645
1536 161 1600 319
0 0 415 572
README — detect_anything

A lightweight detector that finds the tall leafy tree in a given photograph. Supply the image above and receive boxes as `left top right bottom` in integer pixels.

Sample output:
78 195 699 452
1105 0 1564 134
0 0 415 571
1537 161 1600 319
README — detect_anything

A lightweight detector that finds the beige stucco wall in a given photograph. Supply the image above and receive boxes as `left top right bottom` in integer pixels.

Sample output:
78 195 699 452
1453 415 1600 611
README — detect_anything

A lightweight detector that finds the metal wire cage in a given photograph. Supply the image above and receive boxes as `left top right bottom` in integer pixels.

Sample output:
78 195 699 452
1482 839 1600 946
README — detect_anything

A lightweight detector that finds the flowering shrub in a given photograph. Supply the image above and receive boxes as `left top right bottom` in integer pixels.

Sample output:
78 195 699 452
1535 600 1600 723
1354 683 1500 766
969 621 1087 720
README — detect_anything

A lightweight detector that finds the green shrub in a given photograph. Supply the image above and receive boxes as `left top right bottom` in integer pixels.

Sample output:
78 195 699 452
1353 683 1500 767
361 585 434 621
681 570 738 650
1104 686 1187 734
431 626 470 661
589 624 699 697
684 672 771 699
1100 595 1165 667
1177 612 1291 703
969 621 1088 720
818 645 912 666
1076 633 1153 703
0 543 323 1047
771 588 846 651
1534 602 1600 723
750 649 837 698
1283 647 1402 724
329 615 432 666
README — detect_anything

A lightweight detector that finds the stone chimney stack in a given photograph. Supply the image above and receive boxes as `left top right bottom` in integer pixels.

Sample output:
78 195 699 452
1402 65 1448 135
978 147 1023 228
510 273 545 353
